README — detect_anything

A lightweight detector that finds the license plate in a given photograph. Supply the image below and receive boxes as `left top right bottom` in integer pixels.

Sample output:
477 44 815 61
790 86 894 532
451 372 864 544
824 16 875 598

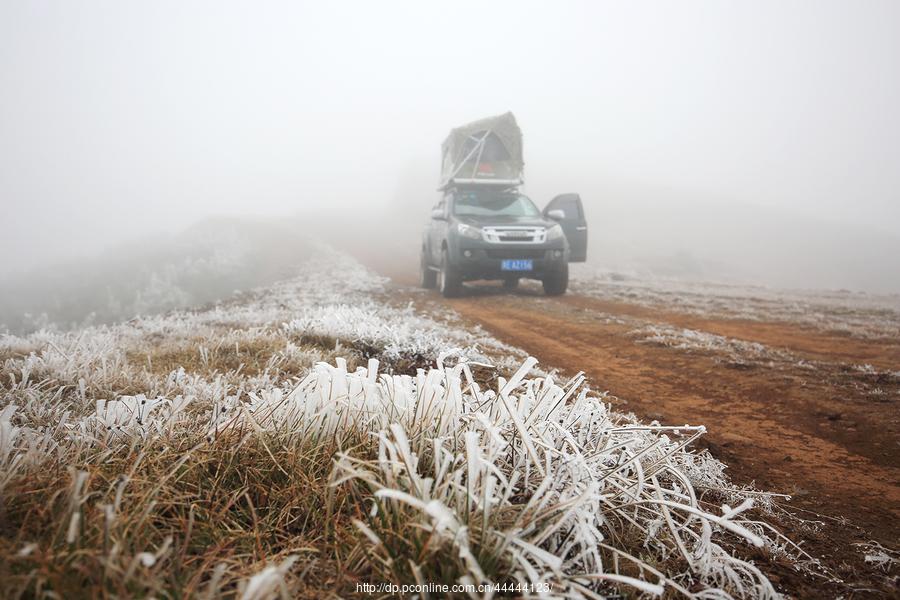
501 259 533 271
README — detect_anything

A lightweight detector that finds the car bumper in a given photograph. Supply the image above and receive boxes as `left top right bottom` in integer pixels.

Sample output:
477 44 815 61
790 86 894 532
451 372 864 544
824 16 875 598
448 241 568 280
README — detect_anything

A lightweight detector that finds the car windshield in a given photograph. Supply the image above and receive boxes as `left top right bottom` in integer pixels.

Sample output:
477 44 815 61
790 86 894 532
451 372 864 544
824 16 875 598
453 191 540 217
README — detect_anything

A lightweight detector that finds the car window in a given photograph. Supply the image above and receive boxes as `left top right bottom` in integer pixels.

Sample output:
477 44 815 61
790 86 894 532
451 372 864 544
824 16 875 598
453 191 540 217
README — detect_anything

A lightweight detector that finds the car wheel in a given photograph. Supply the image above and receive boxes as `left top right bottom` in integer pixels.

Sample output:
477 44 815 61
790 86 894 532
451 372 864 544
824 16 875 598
502 277 519 290
420 247 437 289
439 249 462 298
542 264 568 296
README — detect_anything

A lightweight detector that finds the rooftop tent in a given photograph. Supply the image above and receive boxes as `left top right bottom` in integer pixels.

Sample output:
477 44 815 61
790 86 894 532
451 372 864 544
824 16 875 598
440 112 524 189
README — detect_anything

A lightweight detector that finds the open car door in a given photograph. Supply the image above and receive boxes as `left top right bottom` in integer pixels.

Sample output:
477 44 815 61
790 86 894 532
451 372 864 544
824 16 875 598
544 194 587 262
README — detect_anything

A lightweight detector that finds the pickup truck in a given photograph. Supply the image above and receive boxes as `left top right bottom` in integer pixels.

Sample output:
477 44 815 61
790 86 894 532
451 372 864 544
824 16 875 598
420 187 587 297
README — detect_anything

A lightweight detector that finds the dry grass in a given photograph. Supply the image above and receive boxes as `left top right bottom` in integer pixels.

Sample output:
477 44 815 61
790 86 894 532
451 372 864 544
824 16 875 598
0 426 374 598
127 331 357 379
0 355 792 599
0 250 811 599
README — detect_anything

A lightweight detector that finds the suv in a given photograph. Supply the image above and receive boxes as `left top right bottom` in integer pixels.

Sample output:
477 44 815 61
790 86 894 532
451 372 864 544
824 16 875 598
421 187 587 297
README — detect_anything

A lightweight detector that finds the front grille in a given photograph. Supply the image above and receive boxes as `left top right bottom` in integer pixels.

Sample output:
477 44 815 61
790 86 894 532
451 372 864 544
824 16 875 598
482 226 546 243
486 249 545 259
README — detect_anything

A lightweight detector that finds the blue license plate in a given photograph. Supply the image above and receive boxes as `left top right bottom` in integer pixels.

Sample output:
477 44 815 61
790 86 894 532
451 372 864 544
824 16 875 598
501 259 533 271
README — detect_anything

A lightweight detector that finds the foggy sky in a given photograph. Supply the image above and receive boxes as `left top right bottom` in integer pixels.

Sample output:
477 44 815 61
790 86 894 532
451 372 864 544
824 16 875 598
2 1 899 289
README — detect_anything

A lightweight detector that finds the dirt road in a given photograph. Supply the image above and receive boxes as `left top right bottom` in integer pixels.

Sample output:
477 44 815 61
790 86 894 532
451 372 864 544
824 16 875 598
448 287 899 519
374 259 899 596
451 284 899 594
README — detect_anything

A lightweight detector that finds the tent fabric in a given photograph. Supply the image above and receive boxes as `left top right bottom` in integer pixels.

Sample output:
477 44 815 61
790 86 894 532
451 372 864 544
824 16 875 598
440 112 524 188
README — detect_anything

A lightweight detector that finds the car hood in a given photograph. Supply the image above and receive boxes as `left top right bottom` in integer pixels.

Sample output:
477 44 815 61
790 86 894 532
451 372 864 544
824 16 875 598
456 215 553 228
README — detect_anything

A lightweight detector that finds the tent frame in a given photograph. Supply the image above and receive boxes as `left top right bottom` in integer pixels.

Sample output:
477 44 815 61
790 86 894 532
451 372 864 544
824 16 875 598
439 112 524 190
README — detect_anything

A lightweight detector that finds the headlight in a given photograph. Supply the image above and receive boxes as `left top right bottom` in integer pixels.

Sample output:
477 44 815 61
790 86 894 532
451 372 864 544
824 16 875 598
457 223 483 240
545 224 565 241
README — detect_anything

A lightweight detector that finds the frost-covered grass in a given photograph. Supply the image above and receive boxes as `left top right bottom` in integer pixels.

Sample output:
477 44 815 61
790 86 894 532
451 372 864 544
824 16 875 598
0 249 805 598
631 325 795 368
570 265 900 340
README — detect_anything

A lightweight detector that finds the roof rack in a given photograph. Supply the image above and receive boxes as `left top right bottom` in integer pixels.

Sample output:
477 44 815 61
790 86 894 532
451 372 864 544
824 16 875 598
439 178 523 191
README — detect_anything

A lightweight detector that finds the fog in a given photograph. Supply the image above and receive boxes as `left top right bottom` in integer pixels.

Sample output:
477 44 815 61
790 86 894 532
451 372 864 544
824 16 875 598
2 1 899 293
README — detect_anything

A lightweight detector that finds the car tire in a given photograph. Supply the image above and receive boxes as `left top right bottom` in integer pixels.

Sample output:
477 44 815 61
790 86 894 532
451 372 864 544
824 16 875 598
420 247 437 289
542 264 568 296
438 249 462 298
502 277 519 290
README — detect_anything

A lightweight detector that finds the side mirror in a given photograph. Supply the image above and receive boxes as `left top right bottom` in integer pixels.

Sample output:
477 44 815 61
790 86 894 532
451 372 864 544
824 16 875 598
431 208 446 220
547 209 566 220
